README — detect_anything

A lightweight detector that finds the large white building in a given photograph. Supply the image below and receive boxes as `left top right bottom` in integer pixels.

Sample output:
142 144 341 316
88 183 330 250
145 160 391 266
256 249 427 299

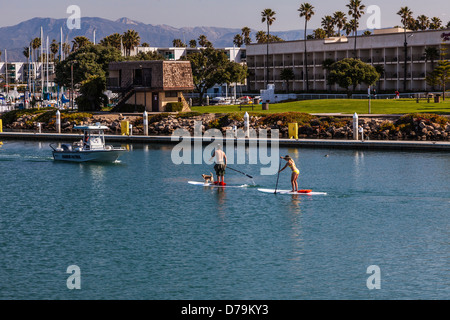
0 62 55 86
246 28 450 93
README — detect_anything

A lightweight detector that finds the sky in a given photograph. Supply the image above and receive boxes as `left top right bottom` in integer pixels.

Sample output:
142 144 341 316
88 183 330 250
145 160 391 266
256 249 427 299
1 0 449 31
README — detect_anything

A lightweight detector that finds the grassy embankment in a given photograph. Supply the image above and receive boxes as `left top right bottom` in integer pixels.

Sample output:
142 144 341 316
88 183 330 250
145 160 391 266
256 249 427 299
191 98 450 115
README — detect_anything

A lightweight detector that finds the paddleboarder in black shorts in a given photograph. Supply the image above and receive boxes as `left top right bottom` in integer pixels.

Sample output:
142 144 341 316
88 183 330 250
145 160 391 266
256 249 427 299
210 144 227 186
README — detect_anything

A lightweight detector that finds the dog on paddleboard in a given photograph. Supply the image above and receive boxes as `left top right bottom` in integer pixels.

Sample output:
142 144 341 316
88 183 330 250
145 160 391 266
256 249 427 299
202 172 215 184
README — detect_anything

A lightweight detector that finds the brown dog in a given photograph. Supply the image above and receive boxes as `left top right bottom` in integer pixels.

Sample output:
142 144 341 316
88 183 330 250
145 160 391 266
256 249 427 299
202 172 214 184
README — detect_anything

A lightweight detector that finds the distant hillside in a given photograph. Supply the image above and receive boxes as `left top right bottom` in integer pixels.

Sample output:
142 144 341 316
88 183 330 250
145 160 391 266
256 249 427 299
0 17 308 62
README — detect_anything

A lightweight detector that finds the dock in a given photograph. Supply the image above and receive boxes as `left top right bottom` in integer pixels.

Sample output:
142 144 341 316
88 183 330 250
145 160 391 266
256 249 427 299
0 131 449 152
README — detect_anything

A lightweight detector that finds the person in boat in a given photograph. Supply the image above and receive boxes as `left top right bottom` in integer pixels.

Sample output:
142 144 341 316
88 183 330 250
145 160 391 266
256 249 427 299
279 155 299 192
210 144 227 186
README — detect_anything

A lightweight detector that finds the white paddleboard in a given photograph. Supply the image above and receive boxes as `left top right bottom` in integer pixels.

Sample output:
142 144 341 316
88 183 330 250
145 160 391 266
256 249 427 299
188 181 248 188
258 188 327 195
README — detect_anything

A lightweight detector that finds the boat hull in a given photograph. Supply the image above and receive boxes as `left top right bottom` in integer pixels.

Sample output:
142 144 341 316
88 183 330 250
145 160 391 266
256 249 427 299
52 149 125 162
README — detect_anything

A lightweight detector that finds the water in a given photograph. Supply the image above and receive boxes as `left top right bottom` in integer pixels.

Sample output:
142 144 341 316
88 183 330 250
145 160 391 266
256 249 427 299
0 140 448 300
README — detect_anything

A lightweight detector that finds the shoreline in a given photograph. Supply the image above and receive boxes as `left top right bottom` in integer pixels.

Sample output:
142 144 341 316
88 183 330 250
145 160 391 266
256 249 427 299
1 131 449 152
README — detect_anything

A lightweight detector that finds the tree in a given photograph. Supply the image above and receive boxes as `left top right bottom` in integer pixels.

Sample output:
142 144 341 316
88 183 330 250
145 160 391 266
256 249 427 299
241 27 252 46
426 48 450 100
280 68 295 93
72 36 92 52
255 31 267 44
321 15 335 38
416 15 430 30
76 75 108 111
31 37 41 62
172 39 187 47
189 40 197 48
141 42 150 47
55 44 124 110
327 58 380 97
131 50 165 61
187 47 247 105
261 8 276 89
198 35 208 47
99 33 123 50
398 6 414 91
23 47 30 60
50 40 59 61
312 28 326 39
333 11 347 37
346 0 366 58
425 46 440 90
430 17 442 30
344 20 355 36
122 29 140 56
323 58 335 90
363 30 372 36
298 3 315 92
233 34 243 47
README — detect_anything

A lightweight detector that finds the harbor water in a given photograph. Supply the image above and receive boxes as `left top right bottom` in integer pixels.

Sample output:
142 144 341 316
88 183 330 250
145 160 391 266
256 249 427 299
0 140 448 299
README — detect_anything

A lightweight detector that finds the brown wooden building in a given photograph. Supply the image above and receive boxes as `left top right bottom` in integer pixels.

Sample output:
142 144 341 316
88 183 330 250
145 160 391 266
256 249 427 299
107 60 194 112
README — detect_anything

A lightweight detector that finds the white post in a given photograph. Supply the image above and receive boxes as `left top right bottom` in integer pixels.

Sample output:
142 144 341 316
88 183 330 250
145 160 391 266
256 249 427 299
143 111 148 136
37 122 41 133
244 112 250 138
206 96 209 106
353 112 359 140
56 110 61 133
129 124 133 136
359 126 364 141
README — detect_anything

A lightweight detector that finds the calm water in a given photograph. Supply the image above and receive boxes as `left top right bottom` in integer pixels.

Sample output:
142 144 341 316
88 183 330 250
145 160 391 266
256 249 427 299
0 140 448 300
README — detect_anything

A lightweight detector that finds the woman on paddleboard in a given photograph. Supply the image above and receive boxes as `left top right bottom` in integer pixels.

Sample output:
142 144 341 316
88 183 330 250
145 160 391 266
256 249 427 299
279 155 299 192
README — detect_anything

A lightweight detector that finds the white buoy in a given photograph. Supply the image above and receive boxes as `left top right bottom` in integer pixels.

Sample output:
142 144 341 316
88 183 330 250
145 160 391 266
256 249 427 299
353 112 358 140
143 111 148 136
56 110 61 133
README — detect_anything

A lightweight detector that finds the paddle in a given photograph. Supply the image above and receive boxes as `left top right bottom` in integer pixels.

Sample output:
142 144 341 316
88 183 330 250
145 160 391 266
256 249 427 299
274 160 282 194
226 166 253 179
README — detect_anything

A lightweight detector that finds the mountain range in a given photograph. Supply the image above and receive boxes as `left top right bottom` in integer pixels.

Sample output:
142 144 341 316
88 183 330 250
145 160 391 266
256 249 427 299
0 17 305 62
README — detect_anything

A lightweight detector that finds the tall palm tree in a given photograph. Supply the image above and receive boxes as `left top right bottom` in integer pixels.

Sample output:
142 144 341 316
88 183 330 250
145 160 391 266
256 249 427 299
255 31 267 44
172 39 186 47
50 40 59 61
333 11 347 37
298 3 315 92
321 15 335 38
261 8 276 89
416 15 430 31
346 0 366 58
398 6 413 91
312 28 326 39
99 33 123 50
122 30 141 56
241 27 252 46
23 47 30 60
31 37 41 63
430 17 442 30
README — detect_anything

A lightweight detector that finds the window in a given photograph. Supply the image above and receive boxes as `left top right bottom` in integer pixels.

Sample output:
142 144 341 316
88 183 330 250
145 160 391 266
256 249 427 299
165 91 178 98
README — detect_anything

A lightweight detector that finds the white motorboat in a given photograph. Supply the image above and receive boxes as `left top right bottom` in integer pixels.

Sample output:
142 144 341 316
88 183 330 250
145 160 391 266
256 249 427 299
50 124 126 162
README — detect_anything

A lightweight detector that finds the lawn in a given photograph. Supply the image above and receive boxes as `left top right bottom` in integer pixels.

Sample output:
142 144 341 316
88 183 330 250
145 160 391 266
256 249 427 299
191 98 450 115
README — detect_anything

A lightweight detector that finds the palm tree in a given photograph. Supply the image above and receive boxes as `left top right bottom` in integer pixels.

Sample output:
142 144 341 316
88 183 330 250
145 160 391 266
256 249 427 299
280 68 295 93
233 34 243 47
122 30 141 56
31 37 41 63
255 31 267 44
344 21 355 36
23 47 30 60
321 15 335 38
430 17 442 30
100 33 123 50
189 40 197 48
71 36 92 52
312 28 326 39
416 15 430 30
397 6 413 91
346 0 366 58
62 42 71 58
333 11 347 37
198 35 208 47
298 3 315 92
261 8 276 89
50 40 59 61
172 39 186 47
241 27 252 46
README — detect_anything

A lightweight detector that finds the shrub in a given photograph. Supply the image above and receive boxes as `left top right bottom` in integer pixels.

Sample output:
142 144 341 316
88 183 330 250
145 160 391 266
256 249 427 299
379 121 397 132
165 102 183 112
113 104 146 113
259 112 314 126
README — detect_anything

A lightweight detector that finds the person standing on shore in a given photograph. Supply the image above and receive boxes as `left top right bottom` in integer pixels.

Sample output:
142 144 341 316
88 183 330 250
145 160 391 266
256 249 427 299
210 144 227 186
279 155 299 192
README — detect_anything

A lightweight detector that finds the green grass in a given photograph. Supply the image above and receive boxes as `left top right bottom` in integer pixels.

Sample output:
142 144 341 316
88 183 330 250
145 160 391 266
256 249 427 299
191 98 450 115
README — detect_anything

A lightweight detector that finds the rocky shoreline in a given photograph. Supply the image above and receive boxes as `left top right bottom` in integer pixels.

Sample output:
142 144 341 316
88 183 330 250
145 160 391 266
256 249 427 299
4 112 450 141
